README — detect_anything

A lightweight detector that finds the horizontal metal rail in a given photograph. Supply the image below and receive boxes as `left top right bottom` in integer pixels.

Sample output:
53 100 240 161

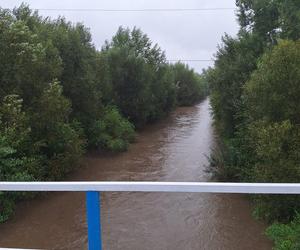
2 181 300 250
1 181 300 194
0 248 40 250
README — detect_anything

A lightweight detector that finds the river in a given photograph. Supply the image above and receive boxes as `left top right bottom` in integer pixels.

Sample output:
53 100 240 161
0 99 272 249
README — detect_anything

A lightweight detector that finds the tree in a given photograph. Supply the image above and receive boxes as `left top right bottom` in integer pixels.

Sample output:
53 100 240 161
101 27 175 126
48 19 101 127
276 0 300 40
236 0 300 42
30 81 85 180
244 40 300 124
171 62 204 106
0 95 36 222
209 33 264 137
0 6 62 105
236 0 279 43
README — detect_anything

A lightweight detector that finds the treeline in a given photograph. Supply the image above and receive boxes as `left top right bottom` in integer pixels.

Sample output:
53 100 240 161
207 0 300 248
0 5 207 221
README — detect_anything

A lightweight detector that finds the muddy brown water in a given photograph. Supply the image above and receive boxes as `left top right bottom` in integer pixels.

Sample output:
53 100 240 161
0 99 272 250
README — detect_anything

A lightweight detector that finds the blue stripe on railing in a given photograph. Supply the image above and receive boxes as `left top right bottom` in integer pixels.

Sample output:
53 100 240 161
86 191 102 250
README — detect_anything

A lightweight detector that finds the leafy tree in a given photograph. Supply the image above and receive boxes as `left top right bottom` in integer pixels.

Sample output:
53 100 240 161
236 0 279 43
236 0 300 42
30 81 85 180
0 95 35 222
244 40 300 124
102 48 154 126
103 27 166 66
148 64 177 119
209 32 264 137
0 7 62 105
276 0 300 40
8 5 102 135
171 62 205 106
101 27 176 126
240 41 300 221
48 19 101 128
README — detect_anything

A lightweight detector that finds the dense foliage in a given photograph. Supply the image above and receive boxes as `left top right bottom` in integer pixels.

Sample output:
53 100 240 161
171 63 207 106
267 214 300 250
0 5 207 221
89 106 135 152
100 27 177 126
208 1 300 249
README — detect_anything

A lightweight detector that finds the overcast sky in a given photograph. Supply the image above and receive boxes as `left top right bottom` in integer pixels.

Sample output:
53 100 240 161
1 0 239 73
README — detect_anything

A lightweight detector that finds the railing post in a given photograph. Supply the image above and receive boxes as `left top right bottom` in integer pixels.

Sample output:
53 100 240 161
86 191 102 250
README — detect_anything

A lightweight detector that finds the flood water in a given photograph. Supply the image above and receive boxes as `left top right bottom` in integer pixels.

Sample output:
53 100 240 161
0 99 272 249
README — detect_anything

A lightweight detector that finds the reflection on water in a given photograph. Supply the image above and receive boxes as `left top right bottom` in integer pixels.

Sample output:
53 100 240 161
0 99 272 249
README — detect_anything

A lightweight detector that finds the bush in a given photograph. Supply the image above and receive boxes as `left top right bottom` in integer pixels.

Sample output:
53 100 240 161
45 122 85 180
207 142 243 181
266 214 300 250
0 134 35 222
89 106 135 152
0 86 85 220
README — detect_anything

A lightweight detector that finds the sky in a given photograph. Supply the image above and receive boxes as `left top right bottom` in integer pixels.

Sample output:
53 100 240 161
0 0 239 73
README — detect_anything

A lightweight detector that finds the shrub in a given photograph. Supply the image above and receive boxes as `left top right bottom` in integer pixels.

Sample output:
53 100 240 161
266 214 300 250
89 106 135 152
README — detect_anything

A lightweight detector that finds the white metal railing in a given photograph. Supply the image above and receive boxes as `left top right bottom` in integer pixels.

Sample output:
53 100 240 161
1 181 300 250
2 181 300 193
0 248 40 250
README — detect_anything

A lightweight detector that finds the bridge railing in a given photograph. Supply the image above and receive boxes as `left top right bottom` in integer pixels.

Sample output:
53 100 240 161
1 181 300 250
